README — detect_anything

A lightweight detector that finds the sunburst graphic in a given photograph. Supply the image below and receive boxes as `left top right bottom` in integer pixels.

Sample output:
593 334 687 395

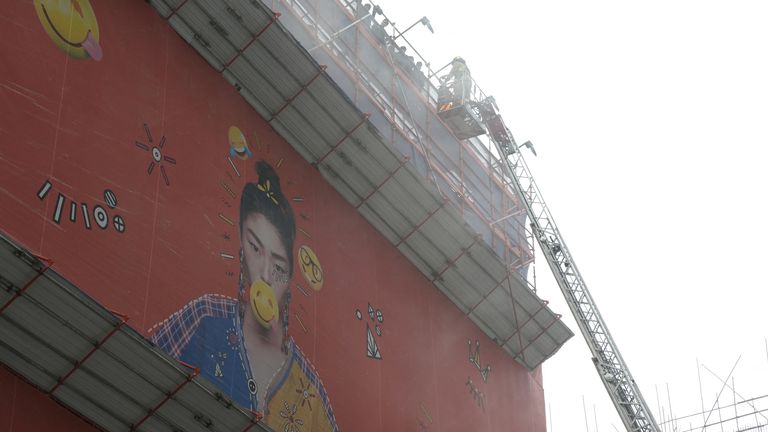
135 123 176 186
295 378 316 411
279 401 304 432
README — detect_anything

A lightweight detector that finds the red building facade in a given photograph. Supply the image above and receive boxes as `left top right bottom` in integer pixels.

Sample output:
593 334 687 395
0 1 566 431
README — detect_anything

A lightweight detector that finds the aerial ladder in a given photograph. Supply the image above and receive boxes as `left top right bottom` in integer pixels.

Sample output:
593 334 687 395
434 62 659 430
474 100 660 432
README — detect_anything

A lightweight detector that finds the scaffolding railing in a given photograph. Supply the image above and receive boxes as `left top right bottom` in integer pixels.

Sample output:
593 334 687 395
270 0 536 282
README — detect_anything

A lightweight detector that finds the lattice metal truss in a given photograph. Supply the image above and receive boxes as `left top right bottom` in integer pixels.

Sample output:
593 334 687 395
498 148 661 432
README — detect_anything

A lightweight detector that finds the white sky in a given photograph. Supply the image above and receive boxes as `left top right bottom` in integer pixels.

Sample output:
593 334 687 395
377 1 768 430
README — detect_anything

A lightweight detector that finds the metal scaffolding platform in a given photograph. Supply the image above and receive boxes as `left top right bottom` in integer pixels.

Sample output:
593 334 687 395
148 0 573 369
0 233 268 432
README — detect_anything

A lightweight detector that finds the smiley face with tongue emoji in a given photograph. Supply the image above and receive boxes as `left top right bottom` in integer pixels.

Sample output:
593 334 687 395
34 0 103 61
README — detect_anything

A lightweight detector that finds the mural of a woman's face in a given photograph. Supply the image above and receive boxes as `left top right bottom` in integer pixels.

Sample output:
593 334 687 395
240 212 291 302
240 213 290 343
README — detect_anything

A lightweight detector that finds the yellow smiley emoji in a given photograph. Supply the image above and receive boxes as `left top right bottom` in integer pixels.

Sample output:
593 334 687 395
249 279 279 329
34 0 103 61
298 245 323 291
228 126 252 160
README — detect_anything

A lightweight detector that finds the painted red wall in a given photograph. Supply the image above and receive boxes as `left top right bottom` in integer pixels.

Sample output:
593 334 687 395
0 1 546 431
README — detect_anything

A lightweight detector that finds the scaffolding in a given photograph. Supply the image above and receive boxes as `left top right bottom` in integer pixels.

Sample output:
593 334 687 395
0 0 579 429
270 0 533 273
152 0 574 369
664 393 768 432
0 233 268 432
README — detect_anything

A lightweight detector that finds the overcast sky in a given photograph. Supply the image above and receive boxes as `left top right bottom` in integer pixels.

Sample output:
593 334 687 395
377 1 768 430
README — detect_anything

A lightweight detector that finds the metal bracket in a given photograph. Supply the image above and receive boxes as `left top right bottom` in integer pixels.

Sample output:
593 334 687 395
130 366 200 431
267 65 328 122
48 316 128 395
0 257 53 316
512 314 562 361
163 0 190 20
465 274 510 316
355 156 410 209
221 13 281 70
431 236 480 282
241 410 265 432
394 200 446 248
502 300 549 346
315 113 371 166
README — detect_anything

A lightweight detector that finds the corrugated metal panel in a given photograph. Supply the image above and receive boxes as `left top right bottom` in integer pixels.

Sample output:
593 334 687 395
357 204 402 245
290 93 345 144
274 107 328 152
322 154 375 197
231 59 287 111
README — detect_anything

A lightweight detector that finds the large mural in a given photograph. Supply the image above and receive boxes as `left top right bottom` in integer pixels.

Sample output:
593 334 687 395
0 1 546 431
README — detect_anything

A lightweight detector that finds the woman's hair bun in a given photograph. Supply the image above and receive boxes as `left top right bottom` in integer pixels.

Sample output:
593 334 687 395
256 160 282 194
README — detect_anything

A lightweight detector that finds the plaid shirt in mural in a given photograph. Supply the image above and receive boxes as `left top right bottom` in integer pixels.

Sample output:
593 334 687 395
150 294 339 431
150 294 257 409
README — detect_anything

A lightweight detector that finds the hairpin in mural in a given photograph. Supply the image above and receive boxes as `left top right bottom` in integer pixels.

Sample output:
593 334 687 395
418 403 433 432
33 0 103 61
468 339 491 383
218 126 254 271
418 419 429 432
37 179 126 233
293 304 309 334
465 377 486 411
218 175 237 265
134 123 176 186
355 303 383 360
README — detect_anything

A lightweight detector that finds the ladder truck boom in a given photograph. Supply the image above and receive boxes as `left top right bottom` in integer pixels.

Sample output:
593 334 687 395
435 76 657 430
499 142 660 432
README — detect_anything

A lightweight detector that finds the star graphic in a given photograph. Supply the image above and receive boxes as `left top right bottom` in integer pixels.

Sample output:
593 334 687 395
135 123 176 186
295 378 316 411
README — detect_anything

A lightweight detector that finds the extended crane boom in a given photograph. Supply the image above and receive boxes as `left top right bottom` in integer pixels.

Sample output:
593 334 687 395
498 141 660 432
437 77 658 430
